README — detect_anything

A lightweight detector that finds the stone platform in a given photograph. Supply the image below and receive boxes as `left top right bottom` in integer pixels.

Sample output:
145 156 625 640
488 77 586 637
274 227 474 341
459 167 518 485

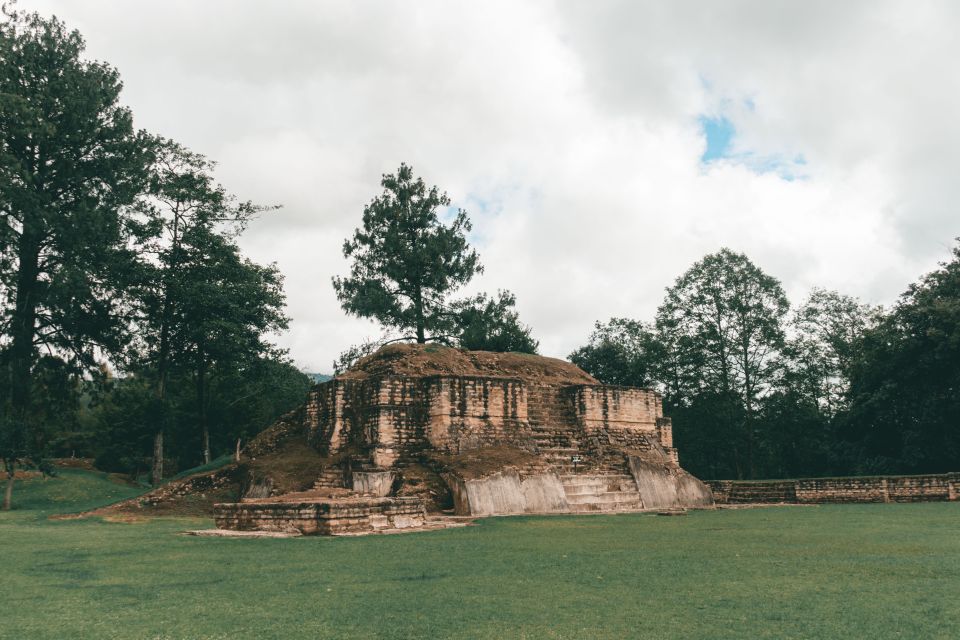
214 496 427 535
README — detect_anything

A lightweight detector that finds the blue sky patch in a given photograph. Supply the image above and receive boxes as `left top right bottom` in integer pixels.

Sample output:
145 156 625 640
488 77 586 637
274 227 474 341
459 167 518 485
698 113 807 180
699 115 735 163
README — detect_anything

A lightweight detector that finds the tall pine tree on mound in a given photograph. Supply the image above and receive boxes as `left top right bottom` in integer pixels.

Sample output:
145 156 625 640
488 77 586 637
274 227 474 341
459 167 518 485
333 163 538 364
334 163 481 344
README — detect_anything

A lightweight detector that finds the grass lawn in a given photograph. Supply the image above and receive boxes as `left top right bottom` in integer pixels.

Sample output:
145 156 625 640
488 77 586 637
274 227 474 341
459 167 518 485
2 471 959 639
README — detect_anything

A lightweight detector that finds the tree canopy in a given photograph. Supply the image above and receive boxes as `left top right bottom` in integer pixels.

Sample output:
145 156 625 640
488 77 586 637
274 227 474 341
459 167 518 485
570 243 960 480
568 318 659 387
0 11 153 505
0 11 302 506
454 290 538 354
333 163 482 343
843 244 960 473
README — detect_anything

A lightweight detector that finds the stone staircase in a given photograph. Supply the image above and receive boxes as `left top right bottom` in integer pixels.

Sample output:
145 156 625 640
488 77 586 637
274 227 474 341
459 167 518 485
531 422 586 473
559 473 643 512
312 466 347 490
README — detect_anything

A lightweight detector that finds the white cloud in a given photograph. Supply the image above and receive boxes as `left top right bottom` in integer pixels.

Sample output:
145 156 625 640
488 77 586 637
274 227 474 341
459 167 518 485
21 0 960 370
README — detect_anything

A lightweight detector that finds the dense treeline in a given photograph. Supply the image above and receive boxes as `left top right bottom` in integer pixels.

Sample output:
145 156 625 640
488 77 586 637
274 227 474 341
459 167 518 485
570 245 960 480
0 11 309 507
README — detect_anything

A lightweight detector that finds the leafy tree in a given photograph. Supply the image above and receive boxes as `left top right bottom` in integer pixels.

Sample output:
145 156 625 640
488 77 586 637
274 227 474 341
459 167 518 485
0 11 153 507
201 356 310 460
751 388 836 479
130 141 282 476
787 288 876 415
175 229 288 463
844 243 960 473
668 390 745 479
568 318 660 387
333 163 482 343
655 248 789 477
455 290 538 353
82 354 309 477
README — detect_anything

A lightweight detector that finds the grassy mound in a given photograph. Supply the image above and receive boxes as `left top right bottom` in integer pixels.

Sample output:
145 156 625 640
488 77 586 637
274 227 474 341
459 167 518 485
4 468 144 516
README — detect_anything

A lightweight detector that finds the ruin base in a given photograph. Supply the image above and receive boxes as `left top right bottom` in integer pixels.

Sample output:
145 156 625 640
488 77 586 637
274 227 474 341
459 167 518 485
214 496 427 535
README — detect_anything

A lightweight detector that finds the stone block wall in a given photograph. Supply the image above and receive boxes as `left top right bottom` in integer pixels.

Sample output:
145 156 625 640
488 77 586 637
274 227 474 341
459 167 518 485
708 473 960 504
302 376 679 469
526 383 575 429
305 378 428 465
214 496 427 535
422 376 531 453
567 385 661 435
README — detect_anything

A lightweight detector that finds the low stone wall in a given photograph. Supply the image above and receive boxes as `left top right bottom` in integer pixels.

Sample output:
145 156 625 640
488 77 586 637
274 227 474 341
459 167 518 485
707 480 797 504
708 473 960 505
214 496 426 535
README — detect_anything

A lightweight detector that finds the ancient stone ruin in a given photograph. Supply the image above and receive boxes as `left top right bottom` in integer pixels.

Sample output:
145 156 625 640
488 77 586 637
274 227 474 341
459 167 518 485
214 344 713 535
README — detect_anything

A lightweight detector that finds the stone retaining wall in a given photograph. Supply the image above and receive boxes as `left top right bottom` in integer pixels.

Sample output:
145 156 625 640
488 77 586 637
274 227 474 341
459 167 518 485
303 376 681 471
214 496 427 535
444 468 570 516
708 473 960 504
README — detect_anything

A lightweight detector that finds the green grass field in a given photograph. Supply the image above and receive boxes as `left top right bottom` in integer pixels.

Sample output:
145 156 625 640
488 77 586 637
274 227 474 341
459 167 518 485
2 471 959 640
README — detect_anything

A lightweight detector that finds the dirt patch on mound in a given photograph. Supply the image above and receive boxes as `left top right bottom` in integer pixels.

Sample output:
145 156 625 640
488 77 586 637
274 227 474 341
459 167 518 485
338 343 598 385
75 429 333 518
244 408 304 458
242 438 331 496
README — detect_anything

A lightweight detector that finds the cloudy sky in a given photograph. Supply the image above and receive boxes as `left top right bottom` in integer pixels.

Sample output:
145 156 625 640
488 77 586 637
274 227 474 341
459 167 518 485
24 0 960 371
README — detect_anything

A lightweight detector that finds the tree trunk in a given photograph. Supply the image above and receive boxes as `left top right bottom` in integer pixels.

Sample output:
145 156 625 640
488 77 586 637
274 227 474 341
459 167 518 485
152 207 181 485
6 226 43 509
152 342 167 486
151 431 164 486
3 462 14 511
197 356 210 464
413 287 426 343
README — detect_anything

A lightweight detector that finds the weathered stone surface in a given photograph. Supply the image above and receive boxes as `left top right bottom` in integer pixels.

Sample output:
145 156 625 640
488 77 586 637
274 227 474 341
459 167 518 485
627 456 713 510
708 473 960 504
352 471 395 497
446 468 569 516
215 345 714 533
214 496 427 535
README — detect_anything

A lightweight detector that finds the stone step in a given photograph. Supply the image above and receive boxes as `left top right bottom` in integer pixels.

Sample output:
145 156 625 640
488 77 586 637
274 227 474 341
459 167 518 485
534 439 579 448
563 481 637 495
566 493 644 511
559 473 633 482
540 449 583 464
565 491 642 505
312 467 347 489
567 500 643 513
